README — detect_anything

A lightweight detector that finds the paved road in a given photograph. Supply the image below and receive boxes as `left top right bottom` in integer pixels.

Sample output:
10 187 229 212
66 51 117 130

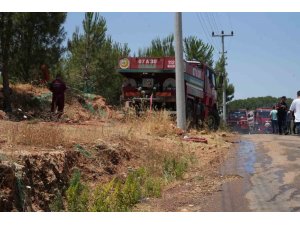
214 134 300 211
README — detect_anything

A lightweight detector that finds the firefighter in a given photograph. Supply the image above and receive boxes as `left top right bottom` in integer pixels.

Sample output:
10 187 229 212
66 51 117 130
277 96 288 135
49 74 67 115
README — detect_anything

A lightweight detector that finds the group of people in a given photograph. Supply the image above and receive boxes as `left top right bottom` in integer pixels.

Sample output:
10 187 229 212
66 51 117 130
269 92 300 135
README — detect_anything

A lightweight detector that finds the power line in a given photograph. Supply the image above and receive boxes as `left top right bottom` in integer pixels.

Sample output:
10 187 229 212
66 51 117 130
195 13 216 51
209 13 222 51
226 13 234 50
227 13 234 31
204 13 217 34
211 13 221 33
197 13 221 53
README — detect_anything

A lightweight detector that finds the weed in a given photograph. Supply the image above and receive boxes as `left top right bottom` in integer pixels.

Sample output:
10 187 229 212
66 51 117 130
163 156 189 181
122 170 143 207
74 144 92 158
66 169 89 212
90 167 162 212
91 178 126 212
49 191 64 212
144 177 162 198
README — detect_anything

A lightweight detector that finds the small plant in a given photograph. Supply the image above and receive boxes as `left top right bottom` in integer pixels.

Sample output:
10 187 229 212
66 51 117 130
74 144 92 158
163 156 189 181
90 167 162 212
91 178 122 212
122 170 143 207
144 177 162 198
49 191 64 212
66 169 89 212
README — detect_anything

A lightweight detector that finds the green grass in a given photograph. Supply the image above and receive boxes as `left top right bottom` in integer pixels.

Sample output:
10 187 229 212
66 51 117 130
63 167 163 212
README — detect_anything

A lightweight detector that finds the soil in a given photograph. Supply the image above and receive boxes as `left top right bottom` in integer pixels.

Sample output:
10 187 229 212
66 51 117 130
134 134 240 212
0 84 239 212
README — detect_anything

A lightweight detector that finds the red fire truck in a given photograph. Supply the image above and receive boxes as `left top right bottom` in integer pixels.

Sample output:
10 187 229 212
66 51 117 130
227 109 250 133
117 57 220 129
254 108 272 133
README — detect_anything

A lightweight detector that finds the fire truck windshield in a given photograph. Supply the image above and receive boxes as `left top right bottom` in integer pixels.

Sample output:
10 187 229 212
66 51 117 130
257 111 270 118
229 111 246 119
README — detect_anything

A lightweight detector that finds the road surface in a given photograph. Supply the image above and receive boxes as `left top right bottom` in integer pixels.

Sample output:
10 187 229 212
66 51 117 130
211 134 300 211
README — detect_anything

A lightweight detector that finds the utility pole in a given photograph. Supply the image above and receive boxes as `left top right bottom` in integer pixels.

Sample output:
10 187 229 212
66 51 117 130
175 12 186 130
212 30 234 124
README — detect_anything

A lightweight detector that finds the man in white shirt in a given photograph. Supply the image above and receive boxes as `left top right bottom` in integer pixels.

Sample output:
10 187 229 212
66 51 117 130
269 106 278 134
289 90 300 134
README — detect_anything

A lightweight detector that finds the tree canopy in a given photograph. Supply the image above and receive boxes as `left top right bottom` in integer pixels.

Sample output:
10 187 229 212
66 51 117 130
228 96 293 111
0 12 67 111
65 12 130 104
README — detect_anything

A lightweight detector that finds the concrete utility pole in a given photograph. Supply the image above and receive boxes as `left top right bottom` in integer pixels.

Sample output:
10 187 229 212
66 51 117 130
212 30 234 124
175 12 186 130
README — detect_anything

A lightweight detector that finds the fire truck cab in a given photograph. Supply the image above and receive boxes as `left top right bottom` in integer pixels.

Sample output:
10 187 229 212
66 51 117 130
227 109 250 133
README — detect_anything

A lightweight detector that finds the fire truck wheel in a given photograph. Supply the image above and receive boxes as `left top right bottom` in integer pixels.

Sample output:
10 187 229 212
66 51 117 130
207 113 219 130
207 115 216 130
186 100 194 122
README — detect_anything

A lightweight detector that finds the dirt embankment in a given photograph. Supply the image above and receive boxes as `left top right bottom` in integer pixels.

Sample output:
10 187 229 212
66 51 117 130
0 150 78 211
0 84 239 212
0 119 237 212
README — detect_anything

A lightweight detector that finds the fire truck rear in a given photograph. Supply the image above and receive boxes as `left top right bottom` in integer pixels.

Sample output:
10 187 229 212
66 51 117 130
117 57 220 129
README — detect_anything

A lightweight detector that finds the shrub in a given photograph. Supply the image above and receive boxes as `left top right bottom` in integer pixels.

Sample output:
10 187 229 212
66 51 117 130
66 169 89 212
163 156 189 181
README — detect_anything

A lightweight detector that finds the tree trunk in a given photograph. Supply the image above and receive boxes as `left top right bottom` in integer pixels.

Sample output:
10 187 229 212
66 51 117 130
0 13 13 112
2 63 12 112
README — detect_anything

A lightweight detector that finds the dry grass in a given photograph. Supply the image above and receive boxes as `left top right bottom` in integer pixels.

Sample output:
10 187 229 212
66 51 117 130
5 122 65 148
11 83 49 95
0 110 232 175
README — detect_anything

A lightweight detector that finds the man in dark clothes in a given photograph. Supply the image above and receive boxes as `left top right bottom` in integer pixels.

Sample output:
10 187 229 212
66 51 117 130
277 96 288 135
49 74 67 114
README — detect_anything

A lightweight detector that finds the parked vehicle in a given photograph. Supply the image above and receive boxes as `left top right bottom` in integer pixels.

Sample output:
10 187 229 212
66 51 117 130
254 108 272 133
117 57 220 129
227 109 250 133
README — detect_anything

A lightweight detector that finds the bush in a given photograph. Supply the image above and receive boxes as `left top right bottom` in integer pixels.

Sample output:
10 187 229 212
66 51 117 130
90 167 162 212
66 169 89 212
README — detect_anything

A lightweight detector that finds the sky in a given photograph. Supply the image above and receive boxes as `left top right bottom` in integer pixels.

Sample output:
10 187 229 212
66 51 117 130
64 12 300 101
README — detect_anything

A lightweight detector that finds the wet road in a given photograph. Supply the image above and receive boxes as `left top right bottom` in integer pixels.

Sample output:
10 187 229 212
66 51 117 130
217 134 300 211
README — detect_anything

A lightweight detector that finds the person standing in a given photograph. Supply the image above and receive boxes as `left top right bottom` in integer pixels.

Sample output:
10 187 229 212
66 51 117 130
286 111 293 135
269 106 278 134
49 74 67 115
289 91 300 135
277 96 288 135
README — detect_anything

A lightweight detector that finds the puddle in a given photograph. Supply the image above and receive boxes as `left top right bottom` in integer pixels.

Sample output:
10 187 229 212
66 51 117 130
213 140 257 211
237 141 257 174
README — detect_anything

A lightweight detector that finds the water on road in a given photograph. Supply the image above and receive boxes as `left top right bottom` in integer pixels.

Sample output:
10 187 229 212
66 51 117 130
217 134 300 211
